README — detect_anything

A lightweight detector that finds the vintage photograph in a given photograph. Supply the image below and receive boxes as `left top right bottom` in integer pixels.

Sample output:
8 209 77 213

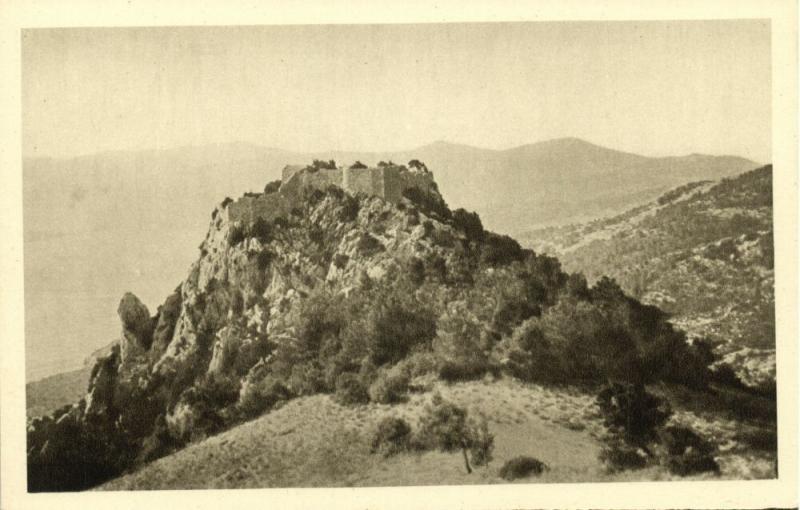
4 8 794 505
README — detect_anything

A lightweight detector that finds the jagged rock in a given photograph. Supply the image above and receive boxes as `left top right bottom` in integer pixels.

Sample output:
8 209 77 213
84 346 120 417
208 326 240 375
29 169 455 491
149 290 183 359
118 292 153 363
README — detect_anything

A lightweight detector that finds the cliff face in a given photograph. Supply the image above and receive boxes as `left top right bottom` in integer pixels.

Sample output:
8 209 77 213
26 177 466 490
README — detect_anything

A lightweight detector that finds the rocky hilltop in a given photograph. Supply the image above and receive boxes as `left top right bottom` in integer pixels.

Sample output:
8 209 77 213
27 161 771 491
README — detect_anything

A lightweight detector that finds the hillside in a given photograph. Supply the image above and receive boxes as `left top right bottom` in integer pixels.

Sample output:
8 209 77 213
523 166 774 388
26 367 92 419
26 341 115 418
27 162 775 492
23 139 757 382
99 378 775 490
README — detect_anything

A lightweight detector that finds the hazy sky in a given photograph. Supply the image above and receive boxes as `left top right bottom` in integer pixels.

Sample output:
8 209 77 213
22 20 771 162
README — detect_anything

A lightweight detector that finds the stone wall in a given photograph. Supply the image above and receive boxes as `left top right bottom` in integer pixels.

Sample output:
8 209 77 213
280 167 343 198
343 167 384 198
263 164 437 211
227 193 291 224
384 168 435 202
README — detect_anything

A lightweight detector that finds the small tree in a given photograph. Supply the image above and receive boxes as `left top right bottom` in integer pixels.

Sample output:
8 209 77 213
408 159 428 172
414 394 494 473
264 180 281 194
350 161 368 169
452 208 484 241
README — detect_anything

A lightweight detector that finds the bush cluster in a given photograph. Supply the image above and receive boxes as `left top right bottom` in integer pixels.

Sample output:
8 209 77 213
595 383 719 476
263 180 281 194
371 417 412 457
228 217 278 247
368 395 493 473
498 456 549 480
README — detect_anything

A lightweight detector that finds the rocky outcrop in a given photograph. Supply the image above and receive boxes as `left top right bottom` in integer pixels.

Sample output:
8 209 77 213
28 173 459 490
118 292 153 363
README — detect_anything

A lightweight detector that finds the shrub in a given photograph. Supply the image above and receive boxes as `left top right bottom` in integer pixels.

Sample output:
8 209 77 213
402 187 451 221
405 208 420 227
425 254 448 281
334 372 370 406
350 160 367 169
394 351 439 379
273 216 289 229
481 234 525 266
434 302 490 382
339 195 360 222
370 417 412 457
367 299 436 366
735 427 777 453
287 361 328 396
333 253 349 269
228 225 247 246
407 256 425 285
452 208 484 241
659 425 720 476
184 374 241 435
368 370 410 404
503 321 567 384
308 225 325 245
303 187 326 205
221 197 233 208
408 159 428 172
599 439 648 472
498 456 549 480
438 361 489 382
596 383 672 454
256 249 273 271
264 180 281 194
250 218 273 244
357 233 384 255
325 185 345 200
229 289 244 316
308 159 337 171
238 376 291 419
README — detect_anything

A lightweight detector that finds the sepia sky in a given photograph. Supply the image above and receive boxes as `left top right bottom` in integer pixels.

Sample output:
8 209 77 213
22 20 771 162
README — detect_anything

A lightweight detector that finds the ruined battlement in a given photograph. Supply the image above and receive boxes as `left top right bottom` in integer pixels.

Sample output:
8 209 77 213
226 161 438 225
280 163 436 203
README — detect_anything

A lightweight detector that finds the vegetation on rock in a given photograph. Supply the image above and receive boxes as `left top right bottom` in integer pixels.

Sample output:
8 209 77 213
27 167 743 491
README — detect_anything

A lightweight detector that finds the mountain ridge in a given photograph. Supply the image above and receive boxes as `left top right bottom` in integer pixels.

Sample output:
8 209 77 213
523 166 775 389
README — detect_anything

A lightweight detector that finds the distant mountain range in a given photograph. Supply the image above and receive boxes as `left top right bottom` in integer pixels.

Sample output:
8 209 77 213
23 138 758 382
24 137 759 242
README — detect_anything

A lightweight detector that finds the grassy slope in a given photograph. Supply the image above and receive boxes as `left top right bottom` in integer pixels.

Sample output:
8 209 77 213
26 366 92 419
99 378 774 490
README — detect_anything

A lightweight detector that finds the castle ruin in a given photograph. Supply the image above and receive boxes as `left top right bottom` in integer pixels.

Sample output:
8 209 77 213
227 162 437 224
279 163 436 203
